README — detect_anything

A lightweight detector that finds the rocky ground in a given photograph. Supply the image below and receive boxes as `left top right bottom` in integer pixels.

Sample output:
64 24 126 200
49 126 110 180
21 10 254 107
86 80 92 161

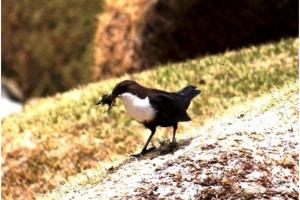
50 86 298 200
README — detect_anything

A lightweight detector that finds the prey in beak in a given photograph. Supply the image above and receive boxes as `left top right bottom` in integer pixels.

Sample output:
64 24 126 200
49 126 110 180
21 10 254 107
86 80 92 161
96 94 116 112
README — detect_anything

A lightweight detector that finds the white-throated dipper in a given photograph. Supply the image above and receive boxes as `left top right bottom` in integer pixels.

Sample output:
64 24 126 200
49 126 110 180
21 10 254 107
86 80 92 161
96 80 201 157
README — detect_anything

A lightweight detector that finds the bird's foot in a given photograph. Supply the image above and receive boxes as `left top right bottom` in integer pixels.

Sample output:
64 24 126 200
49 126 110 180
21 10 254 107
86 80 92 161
130 147 155 158
130 152 143 158
170 141 178 149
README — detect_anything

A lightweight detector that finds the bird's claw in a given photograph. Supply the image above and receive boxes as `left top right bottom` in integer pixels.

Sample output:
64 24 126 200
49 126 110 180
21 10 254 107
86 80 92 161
130 147 155 158
170 142 177 149
130 153 143 158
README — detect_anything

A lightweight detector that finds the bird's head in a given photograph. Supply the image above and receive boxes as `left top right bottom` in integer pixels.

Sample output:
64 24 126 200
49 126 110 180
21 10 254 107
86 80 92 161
96 80 137 111
111 80 137 98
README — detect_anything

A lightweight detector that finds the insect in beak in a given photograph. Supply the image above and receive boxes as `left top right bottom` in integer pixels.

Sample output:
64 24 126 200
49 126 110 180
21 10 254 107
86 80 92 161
96 94 116 112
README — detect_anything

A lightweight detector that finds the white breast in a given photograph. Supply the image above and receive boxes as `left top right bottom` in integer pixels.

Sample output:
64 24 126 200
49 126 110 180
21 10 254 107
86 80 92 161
119 92 156 123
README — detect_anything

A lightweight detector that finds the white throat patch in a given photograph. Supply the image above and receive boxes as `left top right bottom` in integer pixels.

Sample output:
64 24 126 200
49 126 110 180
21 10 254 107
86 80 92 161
119 92 156 123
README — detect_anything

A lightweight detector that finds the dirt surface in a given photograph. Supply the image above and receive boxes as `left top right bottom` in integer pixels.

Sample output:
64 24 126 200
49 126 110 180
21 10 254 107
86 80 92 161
53 88 298 200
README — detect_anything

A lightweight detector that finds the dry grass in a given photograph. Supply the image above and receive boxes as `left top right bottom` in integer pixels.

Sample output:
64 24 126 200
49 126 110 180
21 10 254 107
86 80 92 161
1 37 298 199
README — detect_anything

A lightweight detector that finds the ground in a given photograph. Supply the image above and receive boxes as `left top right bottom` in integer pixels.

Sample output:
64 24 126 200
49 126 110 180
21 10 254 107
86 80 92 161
43 82 298 199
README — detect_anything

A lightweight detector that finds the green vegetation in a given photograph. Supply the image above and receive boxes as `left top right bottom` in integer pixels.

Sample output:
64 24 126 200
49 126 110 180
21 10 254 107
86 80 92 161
2 0 102 98
2 37 298 199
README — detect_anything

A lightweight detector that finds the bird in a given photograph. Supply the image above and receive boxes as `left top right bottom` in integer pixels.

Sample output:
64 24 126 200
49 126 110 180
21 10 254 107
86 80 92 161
96 80 201 157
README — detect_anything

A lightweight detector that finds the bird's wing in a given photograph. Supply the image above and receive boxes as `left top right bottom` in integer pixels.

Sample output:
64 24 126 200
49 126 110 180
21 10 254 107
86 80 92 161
149 93 191 124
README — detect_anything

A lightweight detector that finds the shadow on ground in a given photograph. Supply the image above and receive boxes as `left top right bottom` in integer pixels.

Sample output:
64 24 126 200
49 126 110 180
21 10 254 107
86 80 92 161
134 137 195 160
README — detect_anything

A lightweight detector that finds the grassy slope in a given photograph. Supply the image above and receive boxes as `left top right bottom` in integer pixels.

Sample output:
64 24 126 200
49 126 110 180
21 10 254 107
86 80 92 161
2 38 298 199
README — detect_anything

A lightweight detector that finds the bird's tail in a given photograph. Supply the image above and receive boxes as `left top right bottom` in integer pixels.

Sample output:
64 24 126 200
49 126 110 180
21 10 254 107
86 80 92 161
177 85 201 109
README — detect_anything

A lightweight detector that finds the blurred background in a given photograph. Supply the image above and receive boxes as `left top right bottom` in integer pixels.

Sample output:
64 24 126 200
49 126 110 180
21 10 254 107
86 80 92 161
2 0 102 109
2 0 298 102
1 0 298 199
2 0 102 117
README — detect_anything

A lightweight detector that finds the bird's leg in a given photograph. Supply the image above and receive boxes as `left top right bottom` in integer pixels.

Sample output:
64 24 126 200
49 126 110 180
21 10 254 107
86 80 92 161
131 127 156 157
171 123 178 147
